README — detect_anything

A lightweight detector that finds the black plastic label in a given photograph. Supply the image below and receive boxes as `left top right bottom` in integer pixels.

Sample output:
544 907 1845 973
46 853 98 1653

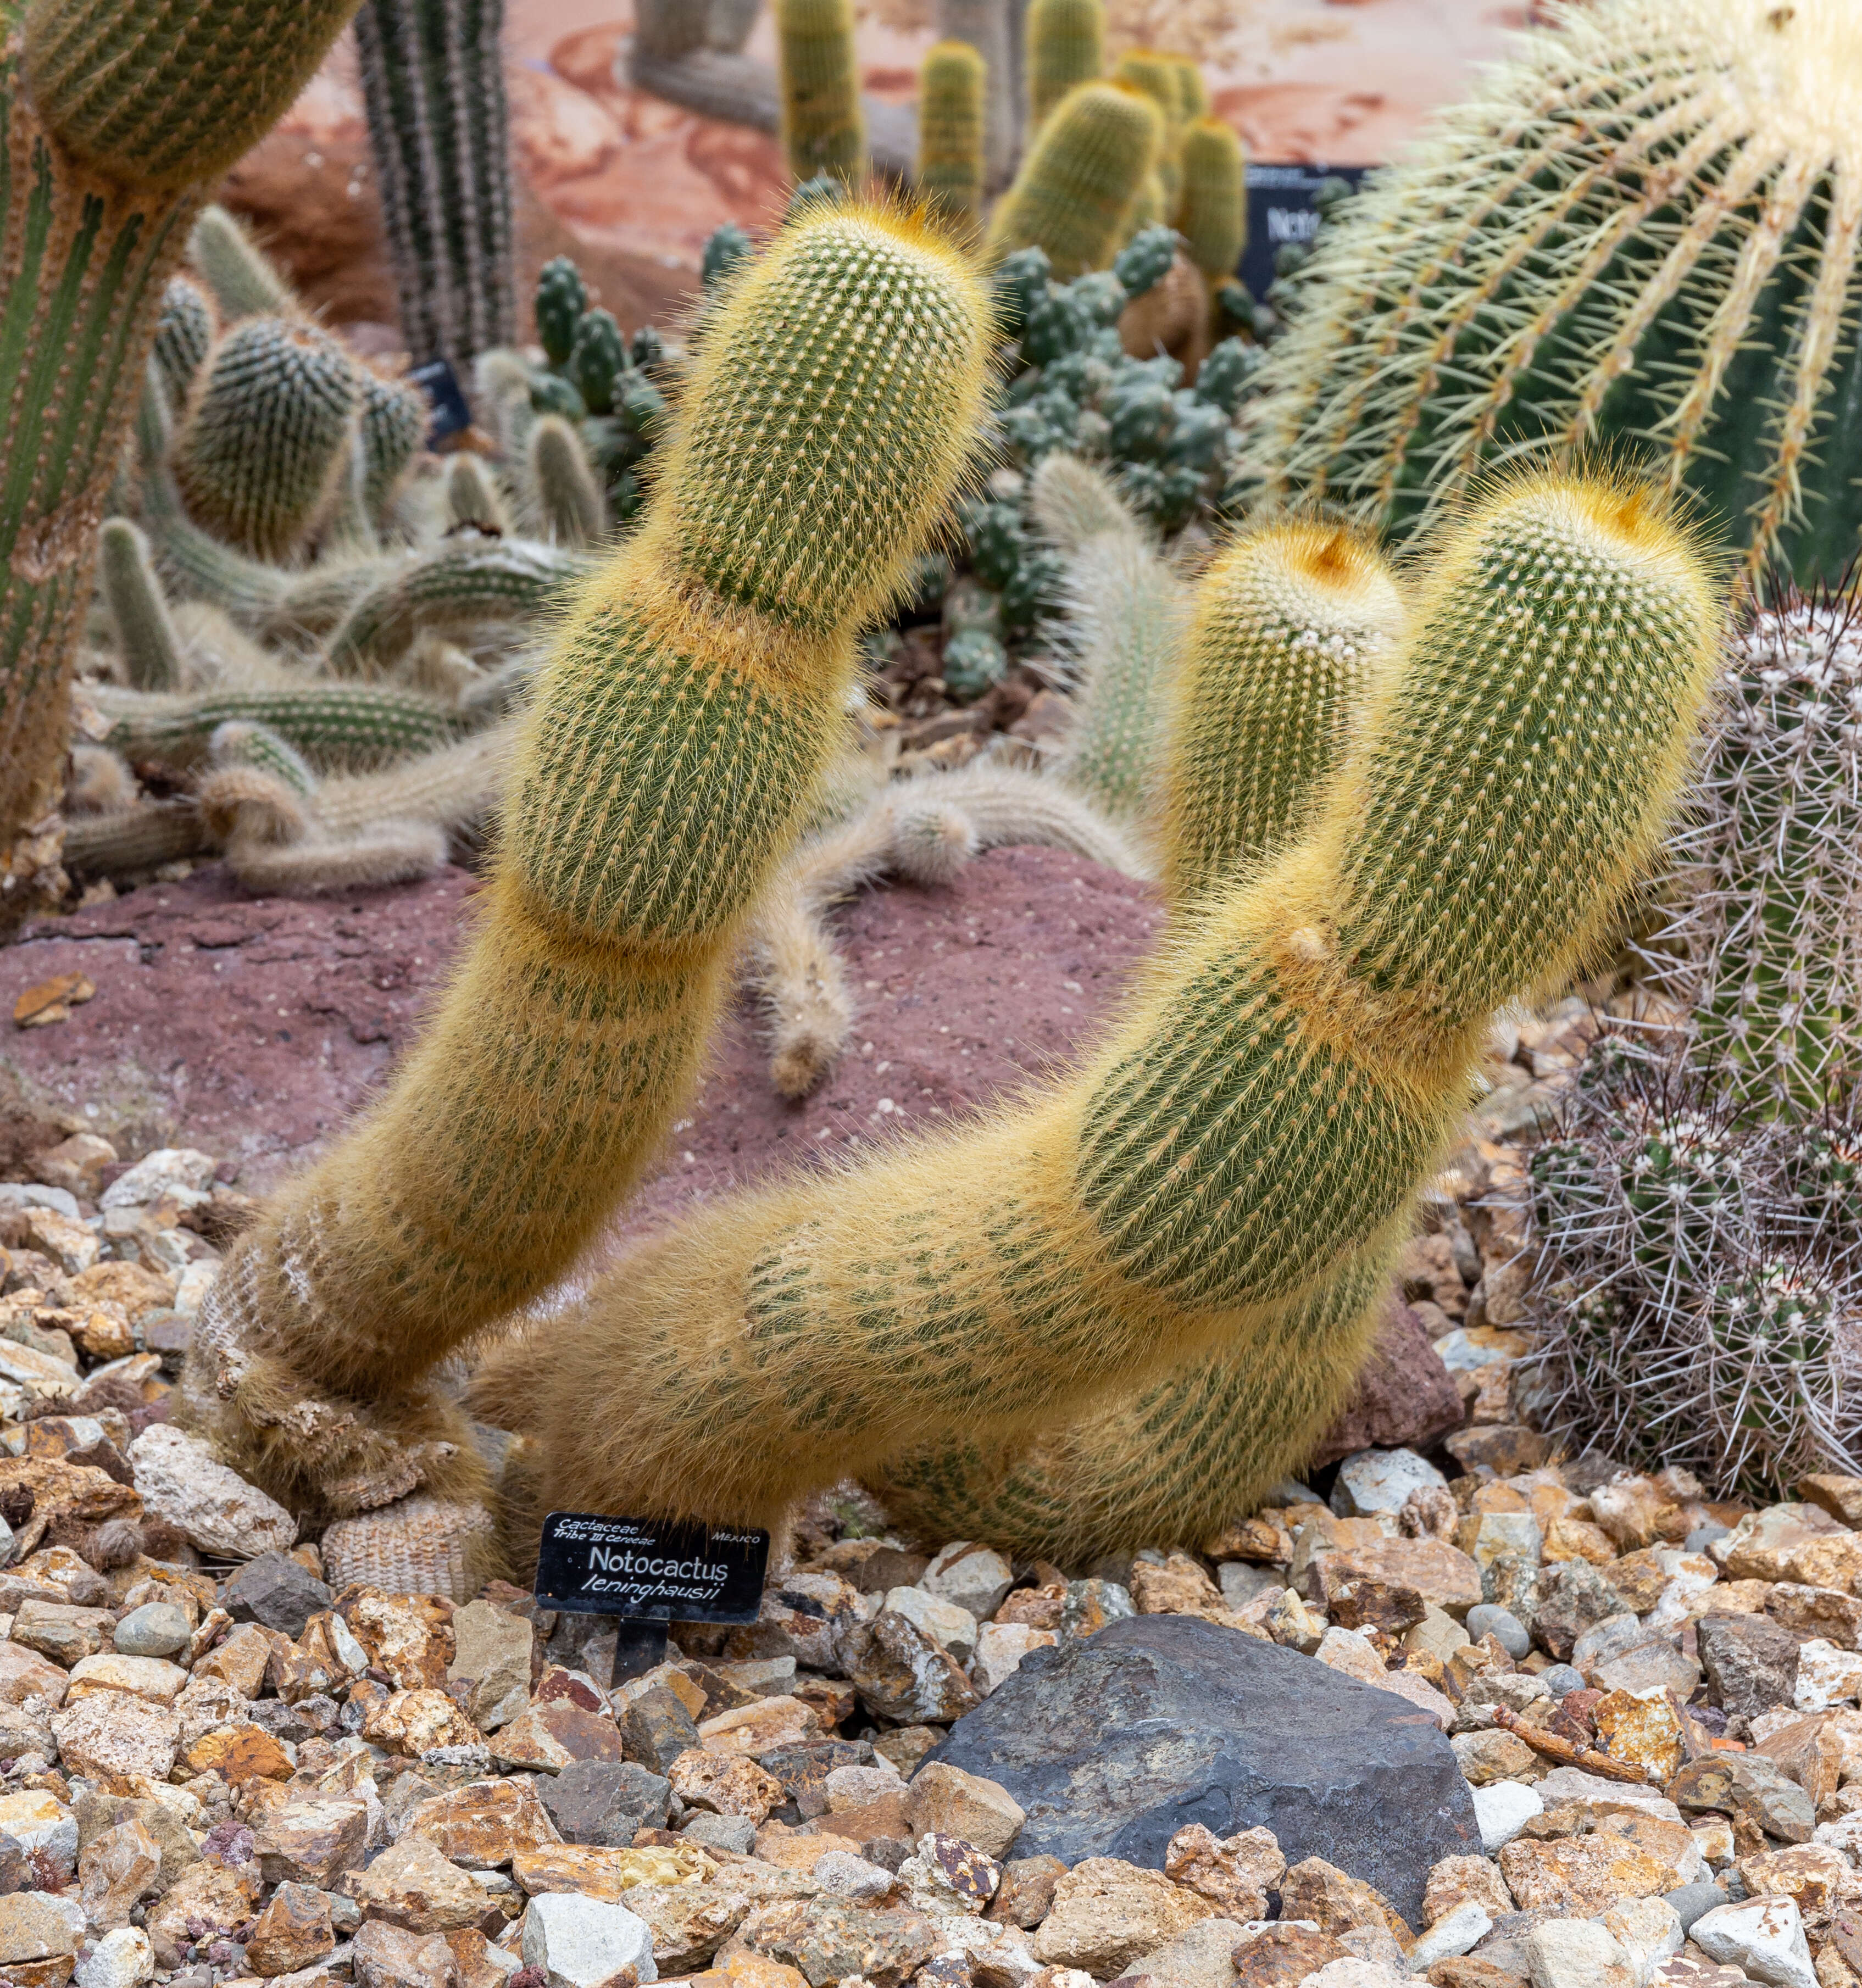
534 1512 770 1621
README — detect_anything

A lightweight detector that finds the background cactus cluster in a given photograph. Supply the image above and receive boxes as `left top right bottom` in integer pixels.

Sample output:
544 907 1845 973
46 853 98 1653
1525 589 1862 1494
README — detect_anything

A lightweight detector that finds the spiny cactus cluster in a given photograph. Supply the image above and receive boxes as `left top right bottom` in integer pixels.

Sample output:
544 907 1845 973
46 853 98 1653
1246 0 1862 584
1527 590 1862 1494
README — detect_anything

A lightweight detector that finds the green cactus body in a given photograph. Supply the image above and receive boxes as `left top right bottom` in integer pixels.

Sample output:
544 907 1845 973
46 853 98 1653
1170 55 1209 123
1178 118 1244 280
1111 51 1181 211
527 414 607 548
444 451 511 534
776 0 868 187
567 307 627 417
186 204 291 321
1026 0 1104 130
0 0 360 925
175 316 359 559
328 537 588 674
1160 521 1405 906
353 0 515 378
535 254 587 369
1247 0 1862 584
358 369 428 526
916 40 986 230
180 207 992 1530
99 517 185 692
985 80 1161 277
100 681 472 770
63 799 209 876
209 717 318 795
141 472 293 624
152 275 215 404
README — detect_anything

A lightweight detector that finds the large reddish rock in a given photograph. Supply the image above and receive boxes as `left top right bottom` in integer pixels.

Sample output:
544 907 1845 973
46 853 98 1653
1307 1301 1464 1467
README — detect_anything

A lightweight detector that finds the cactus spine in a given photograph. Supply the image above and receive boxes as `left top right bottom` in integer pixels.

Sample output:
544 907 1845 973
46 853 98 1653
353 0 516 378
1177 117 1244 281
186 204 291 321
1248 0 1862 584
327 537 586 674
0 0 360 922
179 206 992 1543
985 80 1161 276
99 519 186 692
776 0 868 187
916 40 987 231
1026 0 1104 129
467 470 1722 1545
175 317 359 559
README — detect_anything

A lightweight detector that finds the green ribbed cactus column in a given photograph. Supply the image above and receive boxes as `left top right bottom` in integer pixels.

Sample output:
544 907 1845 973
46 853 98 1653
0 0 360 926
180 207 992 1534
488 470 1725 1542
916 40 987 230
777 0 868 186
353 0 515 380
985 80 1160 275
1026 0 1103 128
1179 116 1245 281
1111 50 1182 211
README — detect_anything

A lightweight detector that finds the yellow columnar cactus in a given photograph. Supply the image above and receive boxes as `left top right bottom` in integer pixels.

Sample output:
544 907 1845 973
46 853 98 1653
1026 0 1105 129
985 80 1161 276
916 38 987 231
180 208 992 1546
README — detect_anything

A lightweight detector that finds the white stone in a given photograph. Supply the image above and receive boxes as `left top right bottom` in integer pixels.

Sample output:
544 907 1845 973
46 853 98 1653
1599 1898 1683 1986
921 1542 1016 1622
972 1621 1058 1695
811 1849 897 1903
1472 1779 1543 1853
0 1184 81 1221
170 1260 219 1317
98 1150 215 1211
1690 1898 1817 1988
521 1890 657 1988
1532 1770 1685 1823
127 1424 296 1558
1815 1813 1862 1859
1303 1958 1410 1988
1409 1903 1493 1973
1316 1627 1388 1686
824 1762 905 1811
0 1791 77 1870
1333 1448 1449 1517
0 1339 80 1395
885 1586 979 1662
1794 1639 1862 1712
1525 1919 1636 1988
75 1926 154 1988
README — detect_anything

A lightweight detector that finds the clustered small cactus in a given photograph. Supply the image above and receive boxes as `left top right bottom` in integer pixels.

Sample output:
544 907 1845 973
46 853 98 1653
1527 589 1862 1494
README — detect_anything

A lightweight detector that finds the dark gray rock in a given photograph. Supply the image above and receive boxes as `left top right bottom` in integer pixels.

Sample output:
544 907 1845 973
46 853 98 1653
1530 1562 1627 1662
1667 1884 1728 1934
539 1758 672 1845
682 1813 756 1855
928 1613 1477 1926
1697 1613 1801 1718
1538 1665 1586 1699
221 1552 331 1639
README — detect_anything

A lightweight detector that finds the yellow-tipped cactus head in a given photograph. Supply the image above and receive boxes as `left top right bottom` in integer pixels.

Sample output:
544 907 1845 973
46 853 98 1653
659 204 993 632
1161 520 1405 906
24 0 363 190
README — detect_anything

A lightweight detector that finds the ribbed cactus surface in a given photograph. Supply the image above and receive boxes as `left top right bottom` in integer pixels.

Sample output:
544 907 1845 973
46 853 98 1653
1178 117 1244 280
99 519 185 692
1160 522 1404 905
357 368 428 525
1026 0 1104 128
0 0 360 926
152 277 215 404
985 80 1161 276
354 0 515 377
175 317 359 559
1110 50 1181 210
916 40 986 229
1247 0 1862 583
180 205 991 1532
776 0 868 187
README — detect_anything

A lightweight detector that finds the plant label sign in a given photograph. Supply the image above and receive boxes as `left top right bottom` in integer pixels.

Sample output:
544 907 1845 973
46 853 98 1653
534 1512 770 1622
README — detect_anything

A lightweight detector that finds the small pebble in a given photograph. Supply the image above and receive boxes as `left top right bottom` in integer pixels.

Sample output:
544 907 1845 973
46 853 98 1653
113 1601 191 1657
681 1812 756 1855
1538 1663 1586 1699
1465 1605 1530 1659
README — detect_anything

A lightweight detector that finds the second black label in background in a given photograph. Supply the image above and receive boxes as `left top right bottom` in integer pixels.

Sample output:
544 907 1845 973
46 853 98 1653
534 1512 770 1622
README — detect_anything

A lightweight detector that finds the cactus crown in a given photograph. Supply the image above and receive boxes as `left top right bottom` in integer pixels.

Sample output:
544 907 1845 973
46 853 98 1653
658 204 993 633
1247 0 1862 583
24 0 363 190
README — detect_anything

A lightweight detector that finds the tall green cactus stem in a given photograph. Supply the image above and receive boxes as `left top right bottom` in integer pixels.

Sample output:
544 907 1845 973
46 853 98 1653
175 318 359 559
1178 117 1244 280
1027 0 1104 130
177 206 993 1534
99 518 185 692
152 276 215 405
1111 50 1182 211
0 0 362 922
353 0 515 379
776 0 867 187
1653 595 1862 1110
1171 55 1208 123
99 681 471 770
937 0 1013 190
1248 0 1862 584
358 369 428 527
186 204 291 321
527 414 607 548
327 537 587 674
917 40 986 231
985 80 1161 276
1160 521 1405 906
465 470 1725 1542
